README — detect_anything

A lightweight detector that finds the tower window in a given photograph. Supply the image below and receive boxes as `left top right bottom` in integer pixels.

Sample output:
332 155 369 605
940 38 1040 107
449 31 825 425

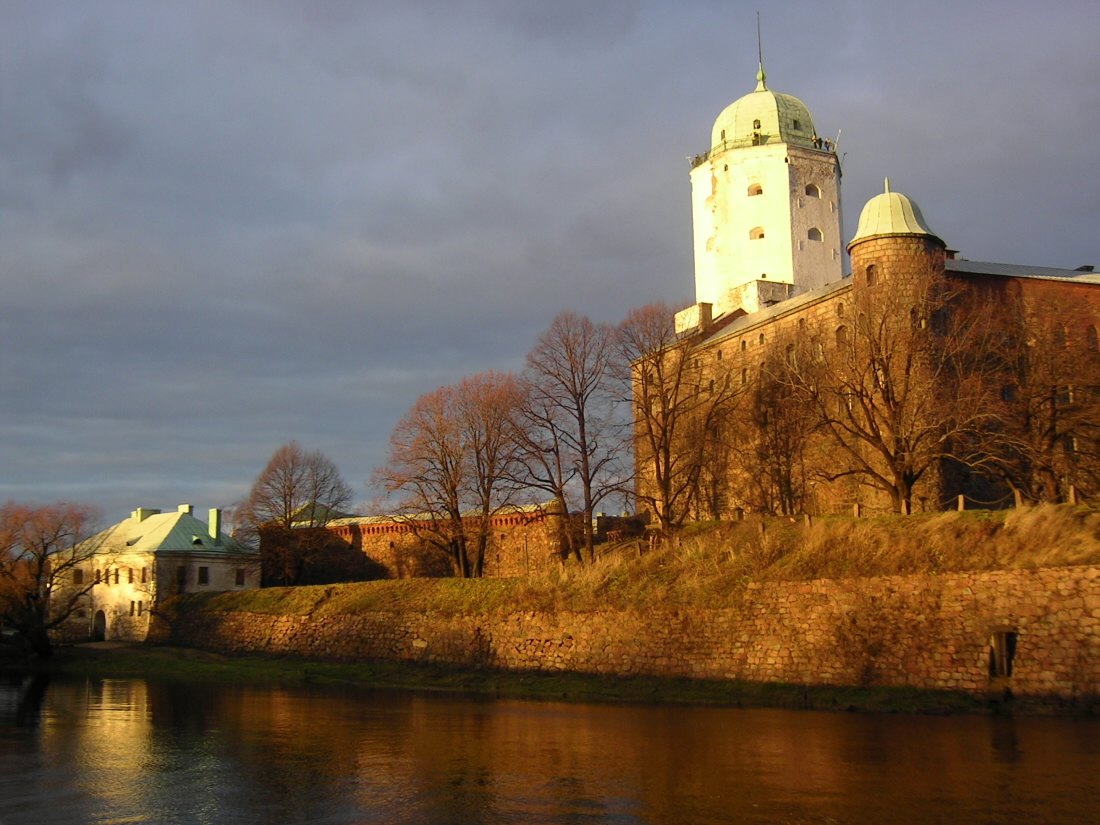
749 227 765 240
805 183 821 198
758 333 765 346
753 119 761 129
866 264 878 286
807 227 823 242
740 339 747 352
747 183 763 196
793 119 802 131
761 273 767 279
836 325 849 349
837 302 845 318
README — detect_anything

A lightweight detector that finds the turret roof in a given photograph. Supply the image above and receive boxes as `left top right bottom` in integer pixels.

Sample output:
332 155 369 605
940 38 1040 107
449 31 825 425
848 179 943 249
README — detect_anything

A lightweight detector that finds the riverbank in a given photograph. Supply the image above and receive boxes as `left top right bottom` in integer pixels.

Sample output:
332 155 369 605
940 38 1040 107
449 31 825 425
0 642 1043 715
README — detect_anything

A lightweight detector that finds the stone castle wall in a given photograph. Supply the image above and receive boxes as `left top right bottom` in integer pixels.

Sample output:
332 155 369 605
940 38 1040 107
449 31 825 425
326 508 571 579
159 564 1100 701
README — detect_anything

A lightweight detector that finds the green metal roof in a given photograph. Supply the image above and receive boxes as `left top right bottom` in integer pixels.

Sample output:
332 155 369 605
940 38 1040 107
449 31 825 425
710 74 817 151
848 179 943 249
83 506 252 556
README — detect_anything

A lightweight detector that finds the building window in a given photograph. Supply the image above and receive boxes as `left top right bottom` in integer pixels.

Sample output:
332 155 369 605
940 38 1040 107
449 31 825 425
1088 325 1099 352
198 567 209 586
95 569 102 584
721 129 726 141
866 264 878 286
748 183 763 196
836 325 849 349
740 339 747 352
127 568 134 584
741 368 748 385
749 227 765 240
113 569 119 585
752 119 761 129
129 601 136 617
141 567 148 584
176 566 186 589
137 602 143 616
716 350 722 361
235 568 246 587
989 630 1017 678
836 302 845 317
805 183 821 198
758 333 765 346
807 227 823 242
793 119 802 131
73 569 84 586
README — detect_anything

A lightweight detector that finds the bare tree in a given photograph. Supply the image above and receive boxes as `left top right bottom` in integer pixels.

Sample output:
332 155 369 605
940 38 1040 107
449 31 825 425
373 372 526 577
236 442 354 586
979 294 1100 503
731 334 816 515
0 501 103 659
515 312 626 562
617 303 739 534
785 273 999 513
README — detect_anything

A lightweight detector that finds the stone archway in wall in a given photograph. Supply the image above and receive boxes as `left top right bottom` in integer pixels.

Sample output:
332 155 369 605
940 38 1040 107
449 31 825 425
92 611 107 642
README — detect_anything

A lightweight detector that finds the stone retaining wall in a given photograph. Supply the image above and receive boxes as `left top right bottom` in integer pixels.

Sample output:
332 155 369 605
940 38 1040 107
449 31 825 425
160 565 1100 700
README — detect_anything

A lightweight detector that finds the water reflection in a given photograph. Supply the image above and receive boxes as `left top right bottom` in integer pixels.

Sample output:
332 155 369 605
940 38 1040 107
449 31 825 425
0 674 1098 824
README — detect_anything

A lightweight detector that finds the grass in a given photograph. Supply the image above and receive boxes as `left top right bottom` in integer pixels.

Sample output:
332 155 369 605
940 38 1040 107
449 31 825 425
174 504 1100 619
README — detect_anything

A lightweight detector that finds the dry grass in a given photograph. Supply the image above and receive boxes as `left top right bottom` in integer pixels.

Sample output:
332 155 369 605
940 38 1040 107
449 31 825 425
182 504 1100 618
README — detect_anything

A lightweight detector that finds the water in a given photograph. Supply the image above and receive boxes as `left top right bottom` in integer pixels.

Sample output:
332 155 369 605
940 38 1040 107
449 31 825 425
1 675 1098 824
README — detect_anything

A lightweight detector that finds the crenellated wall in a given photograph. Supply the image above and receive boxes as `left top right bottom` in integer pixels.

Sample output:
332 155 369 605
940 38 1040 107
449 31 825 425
159 565 1100 702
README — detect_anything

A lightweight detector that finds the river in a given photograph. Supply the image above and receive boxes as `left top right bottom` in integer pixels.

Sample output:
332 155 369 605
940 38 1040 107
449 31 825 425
0 674 1098 824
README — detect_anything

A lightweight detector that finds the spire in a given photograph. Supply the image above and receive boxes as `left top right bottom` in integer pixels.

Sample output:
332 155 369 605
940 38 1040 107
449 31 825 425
884 177 891 194
755 11 767 91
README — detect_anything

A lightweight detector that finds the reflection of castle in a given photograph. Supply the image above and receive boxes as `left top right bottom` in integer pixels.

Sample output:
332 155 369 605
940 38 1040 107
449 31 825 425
649 66 1100 518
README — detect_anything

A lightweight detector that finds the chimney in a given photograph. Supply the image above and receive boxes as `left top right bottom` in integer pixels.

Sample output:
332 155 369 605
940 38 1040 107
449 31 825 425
178 504 193 515
132 508 162 522
208 508 223 546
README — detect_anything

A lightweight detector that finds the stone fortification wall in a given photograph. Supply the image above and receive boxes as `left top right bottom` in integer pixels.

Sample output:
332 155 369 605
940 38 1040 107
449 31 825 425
161 565 1100 701
326 507 571 579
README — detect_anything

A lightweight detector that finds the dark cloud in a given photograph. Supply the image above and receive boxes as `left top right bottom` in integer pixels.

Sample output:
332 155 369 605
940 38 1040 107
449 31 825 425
1 0 1097 522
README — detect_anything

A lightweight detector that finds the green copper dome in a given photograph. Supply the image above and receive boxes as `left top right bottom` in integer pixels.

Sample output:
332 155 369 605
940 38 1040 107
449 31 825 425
710 72 817 151
848 179 943 249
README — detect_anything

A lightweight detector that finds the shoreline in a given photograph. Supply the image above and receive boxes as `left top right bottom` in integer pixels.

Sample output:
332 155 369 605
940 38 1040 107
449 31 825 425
2 642 1080 716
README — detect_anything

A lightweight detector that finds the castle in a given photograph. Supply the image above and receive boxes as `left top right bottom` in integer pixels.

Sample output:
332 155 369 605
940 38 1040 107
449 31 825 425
636 63 1100 522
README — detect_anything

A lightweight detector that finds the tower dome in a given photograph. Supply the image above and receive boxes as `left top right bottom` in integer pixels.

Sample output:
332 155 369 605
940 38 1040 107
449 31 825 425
848 179 942 250
710 71 817 151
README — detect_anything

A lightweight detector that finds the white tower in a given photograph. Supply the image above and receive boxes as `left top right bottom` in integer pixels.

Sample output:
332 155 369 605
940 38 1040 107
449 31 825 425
680 65 843 329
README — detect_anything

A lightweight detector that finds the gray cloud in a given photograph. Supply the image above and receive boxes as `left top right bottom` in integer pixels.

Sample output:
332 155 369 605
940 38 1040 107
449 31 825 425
1 0 1096 523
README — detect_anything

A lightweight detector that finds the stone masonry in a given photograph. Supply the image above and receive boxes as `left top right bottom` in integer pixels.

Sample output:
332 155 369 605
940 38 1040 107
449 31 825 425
159 565 1100 702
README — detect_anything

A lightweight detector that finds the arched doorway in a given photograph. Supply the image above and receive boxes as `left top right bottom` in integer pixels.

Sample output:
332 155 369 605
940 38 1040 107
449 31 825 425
92 611 106 642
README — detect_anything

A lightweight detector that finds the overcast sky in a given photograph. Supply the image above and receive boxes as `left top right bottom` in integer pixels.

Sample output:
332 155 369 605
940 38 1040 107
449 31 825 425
2 0 1098 525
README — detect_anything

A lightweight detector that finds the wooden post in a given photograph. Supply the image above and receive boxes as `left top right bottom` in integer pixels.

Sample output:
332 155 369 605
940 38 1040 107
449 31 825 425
1069 485 1078 505
1013 489 1024 508
957 494 966 512
900 499 910 516
852 503 861 518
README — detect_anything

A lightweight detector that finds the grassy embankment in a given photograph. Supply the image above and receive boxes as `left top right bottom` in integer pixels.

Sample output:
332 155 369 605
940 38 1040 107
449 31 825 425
10 504 1100 714
182 502 1100 618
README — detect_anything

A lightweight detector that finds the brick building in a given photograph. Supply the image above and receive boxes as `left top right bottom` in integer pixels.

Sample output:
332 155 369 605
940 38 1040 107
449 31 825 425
640 69 1100 520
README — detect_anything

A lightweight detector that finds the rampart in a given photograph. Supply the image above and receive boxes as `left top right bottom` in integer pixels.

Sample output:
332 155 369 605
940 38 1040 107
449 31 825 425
159 565 1100 702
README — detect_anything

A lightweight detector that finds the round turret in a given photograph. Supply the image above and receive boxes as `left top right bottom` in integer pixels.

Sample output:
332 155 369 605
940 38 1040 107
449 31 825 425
847 180 946 287
710 71 817 151
847 179 943 250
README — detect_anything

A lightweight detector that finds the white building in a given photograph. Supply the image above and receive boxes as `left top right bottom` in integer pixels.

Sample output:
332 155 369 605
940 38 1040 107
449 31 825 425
678 63 843 331
59 504 259 642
